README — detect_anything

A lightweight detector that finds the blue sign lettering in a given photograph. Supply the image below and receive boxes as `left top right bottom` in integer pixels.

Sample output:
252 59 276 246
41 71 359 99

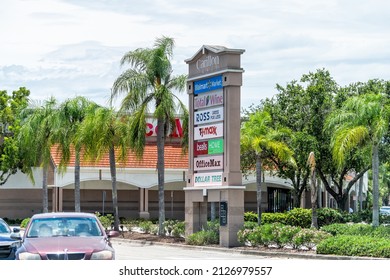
194 75 223 95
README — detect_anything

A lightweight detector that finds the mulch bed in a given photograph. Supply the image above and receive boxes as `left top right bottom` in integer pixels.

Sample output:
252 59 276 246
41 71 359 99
118 231 316 255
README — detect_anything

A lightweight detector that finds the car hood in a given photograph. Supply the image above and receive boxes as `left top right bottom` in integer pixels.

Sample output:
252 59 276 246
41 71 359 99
23 237 108 254
0 235 14 243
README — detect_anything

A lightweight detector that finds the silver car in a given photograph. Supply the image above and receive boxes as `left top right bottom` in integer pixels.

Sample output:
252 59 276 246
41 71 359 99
0 218 22 260
380 206 390 216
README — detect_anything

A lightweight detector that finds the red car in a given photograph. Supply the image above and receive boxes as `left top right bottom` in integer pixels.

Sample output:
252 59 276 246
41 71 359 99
16 212 119 260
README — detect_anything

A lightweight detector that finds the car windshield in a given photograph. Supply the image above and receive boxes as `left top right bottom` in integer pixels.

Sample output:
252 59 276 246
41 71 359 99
26 217 103 238
0 220 11 234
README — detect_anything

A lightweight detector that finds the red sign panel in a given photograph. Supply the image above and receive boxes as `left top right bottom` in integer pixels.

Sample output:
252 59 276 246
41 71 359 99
194 141 208 156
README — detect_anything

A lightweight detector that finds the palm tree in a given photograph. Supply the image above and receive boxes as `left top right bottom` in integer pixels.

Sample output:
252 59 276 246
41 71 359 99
111 36 187 235
307 152 318 228
241 110 294 224
18 97 59 213
327 93 390 226
55 96 98 212
77 106 129 231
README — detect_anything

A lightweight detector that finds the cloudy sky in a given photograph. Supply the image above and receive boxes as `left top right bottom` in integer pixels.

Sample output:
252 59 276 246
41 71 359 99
2 0 390 110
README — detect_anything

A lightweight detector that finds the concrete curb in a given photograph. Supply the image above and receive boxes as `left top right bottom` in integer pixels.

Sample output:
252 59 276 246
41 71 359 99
111 238 385 260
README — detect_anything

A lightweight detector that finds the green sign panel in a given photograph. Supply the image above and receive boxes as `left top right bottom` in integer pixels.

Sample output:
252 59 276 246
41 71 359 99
208 139 223 154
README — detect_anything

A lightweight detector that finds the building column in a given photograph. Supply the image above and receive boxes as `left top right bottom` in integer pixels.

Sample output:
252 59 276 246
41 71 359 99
51 186 63 212
139 188 150 219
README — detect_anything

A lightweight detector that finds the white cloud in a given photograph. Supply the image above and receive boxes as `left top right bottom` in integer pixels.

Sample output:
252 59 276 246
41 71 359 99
1 0 390 110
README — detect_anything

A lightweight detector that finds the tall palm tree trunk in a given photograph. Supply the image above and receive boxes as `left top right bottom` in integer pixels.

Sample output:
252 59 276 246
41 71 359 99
372 144 380 226
75 149 81 212
42 167 49 213
157 117 166 236
256 154 262 225
358 176 364 211
109 145 120 231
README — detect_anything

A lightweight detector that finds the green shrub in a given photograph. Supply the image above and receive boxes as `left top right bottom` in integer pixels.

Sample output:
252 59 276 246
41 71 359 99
163 220 177 235
244 211 258 222
243 221 258 229
237 226 263 246
285 208 311 228
186 230 219 245
204 220 219 232
139 220 154 233
317 208 343 227
292 228 331 250
321 223 390 238
261 212 287 225
278 225 301 247
20 217 31 229
317 235 390 258
95 212 114 229
172 221 185 238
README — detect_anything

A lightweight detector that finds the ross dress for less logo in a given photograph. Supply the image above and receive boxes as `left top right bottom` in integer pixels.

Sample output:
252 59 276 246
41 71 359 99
194 106 224 125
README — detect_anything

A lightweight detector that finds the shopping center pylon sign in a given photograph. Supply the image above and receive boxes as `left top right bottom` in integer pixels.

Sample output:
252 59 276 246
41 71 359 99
184 45 245 247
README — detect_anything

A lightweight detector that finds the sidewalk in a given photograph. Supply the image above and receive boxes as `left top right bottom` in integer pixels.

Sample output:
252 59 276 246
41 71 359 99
112 237 385 260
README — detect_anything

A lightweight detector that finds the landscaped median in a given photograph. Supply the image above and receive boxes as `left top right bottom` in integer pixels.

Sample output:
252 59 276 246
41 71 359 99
237 209 390 258
107 208 390 259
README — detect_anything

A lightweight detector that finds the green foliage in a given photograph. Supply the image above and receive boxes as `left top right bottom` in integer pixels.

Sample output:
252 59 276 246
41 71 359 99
186 230 219 246
243 208 345 229
316 235 390 258
20 217 31 228
139 220 154 233
0 87 30 185
285 208 312 228
95 212 114 229
260 223 301 248
261 212 288 225
244 211 258 222
321 223 390 238
292 228 331 250
237 227 263 246
317 208 344 226
185 220 219 246
243 221 258 229
163 219 185 237
237 223 330 250
171 221 185 238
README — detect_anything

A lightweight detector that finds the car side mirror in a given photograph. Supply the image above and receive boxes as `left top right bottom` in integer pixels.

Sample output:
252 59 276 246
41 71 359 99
106 230 120 238
13 228 20 233
10 232 22 240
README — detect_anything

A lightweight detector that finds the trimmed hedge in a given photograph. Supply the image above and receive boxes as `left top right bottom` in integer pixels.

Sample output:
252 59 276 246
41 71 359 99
244 208 345 228
321 223 390 238
237 223 331 250
316 235 390 258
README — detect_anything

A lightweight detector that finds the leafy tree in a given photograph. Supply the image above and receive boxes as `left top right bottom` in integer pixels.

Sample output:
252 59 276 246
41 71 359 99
263 69 370 211
77 106 130 230
241 110 294 223
326 92 390 226
18 97 59 212
0 87 30 185
111 36 188 235
263 69 336 207
379 163 390 206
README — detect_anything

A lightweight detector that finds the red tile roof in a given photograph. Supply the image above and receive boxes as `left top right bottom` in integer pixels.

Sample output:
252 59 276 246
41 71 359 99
51 143 188 169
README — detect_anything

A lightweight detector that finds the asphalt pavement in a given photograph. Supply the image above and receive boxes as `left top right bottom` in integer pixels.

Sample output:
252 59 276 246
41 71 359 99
111 238 381 260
